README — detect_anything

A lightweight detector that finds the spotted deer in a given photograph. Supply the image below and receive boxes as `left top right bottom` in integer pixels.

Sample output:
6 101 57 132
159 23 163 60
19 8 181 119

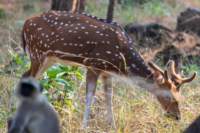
22 10 196 128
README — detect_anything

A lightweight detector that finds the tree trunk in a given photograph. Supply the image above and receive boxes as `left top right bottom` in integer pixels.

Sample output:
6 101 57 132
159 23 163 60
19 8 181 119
51 0 73 11
117 0 121 4
79 0 85 13
51 0 85 13
71 0 79 13
106 0 115 23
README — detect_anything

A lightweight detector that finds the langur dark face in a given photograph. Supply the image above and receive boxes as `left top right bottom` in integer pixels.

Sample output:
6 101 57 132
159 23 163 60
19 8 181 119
17 77 43 98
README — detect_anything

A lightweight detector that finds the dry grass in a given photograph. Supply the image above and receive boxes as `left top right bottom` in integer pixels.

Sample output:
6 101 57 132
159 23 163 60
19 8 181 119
0 0 200 133
1 75 200 133
59 78 200 133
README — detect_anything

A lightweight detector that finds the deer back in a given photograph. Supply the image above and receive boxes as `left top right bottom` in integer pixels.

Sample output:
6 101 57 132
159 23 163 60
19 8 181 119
22 11 152 77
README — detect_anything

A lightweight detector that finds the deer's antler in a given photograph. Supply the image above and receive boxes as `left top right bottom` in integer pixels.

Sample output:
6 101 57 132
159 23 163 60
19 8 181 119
167 60 196 84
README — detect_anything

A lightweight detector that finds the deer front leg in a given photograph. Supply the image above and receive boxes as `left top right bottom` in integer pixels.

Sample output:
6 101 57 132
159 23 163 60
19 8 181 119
82 69 100 128
22 59 42 78
102 75 116 128
22 58 51 79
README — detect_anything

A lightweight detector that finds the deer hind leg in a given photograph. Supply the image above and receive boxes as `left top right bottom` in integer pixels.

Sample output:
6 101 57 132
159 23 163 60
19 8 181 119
102 75 116 128
82 69 100 128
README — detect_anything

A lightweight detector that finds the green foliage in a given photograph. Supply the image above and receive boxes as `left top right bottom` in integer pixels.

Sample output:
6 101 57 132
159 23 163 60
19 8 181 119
5 51 30 76
85 0 108 18
120 0 148 6
41 64 83 95
23 3 34 11
0 109 8 128
41 64 83 111
142 0 171 16
183 64 200 76
15 20 25 28
7 51 84 110
182 56 200 76
0 8 6 19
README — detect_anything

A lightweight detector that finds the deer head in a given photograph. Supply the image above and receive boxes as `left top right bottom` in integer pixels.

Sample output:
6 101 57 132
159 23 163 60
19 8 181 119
148 60 196 120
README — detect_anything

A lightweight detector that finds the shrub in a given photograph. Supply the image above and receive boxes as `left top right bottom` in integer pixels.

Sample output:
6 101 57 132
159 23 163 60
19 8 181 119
0 8 6 19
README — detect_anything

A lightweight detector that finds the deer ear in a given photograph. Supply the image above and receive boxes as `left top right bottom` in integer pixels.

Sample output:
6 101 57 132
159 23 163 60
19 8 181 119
148 62 166 84
153 71 165 85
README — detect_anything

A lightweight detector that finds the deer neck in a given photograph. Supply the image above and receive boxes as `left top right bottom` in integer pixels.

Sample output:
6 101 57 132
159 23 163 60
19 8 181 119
121 46 157 93
122 45 153 78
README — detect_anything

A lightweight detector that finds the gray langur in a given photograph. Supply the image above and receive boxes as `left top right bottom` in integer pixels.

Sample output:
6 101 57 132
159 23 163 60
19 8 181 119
8 77 60 133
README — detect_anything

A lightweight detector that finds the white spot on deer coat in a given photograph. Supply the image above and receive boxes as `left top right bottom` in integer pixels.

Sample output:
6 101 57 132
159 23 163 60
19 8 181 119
106 51 112 54
131 64 136 68
51 32 55 35
37 27 42 31
115 45 119 49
